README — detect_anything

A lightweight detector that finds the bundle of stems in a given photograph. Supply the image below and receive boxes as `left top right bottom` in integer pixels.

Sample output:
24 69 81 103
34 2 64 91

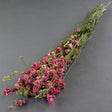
3 2 111 110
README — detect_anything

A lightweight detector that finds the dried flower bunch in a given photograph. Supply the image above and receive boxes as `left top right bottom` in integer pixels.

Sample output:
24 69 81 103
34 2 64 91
2 2 111 110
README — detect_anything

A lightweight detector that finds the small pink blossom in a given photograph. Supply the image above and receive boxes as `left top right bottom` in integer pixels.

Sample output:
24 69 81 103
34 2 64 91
69 38 74 43
15 100 25 106
55 88 60 95
54 79 60 87
32 85 39 93
65 49 70 54
24 70 30 74
17 77 23 84
71 35 75 39
8 105 13 110
51 51 55 56
43 56 50 61
47 52 51 56
23 74 31 83
47 94 55 105
75 40 80 46
48 86 55 94
46 80 51 86
14 83 20 89
66 59 71 64
60 60 67 68
59 81 66 89
77 28 81 32
58 56 64 61
68 43 73 48
56 45 62 52
58 68 64 74
4 87 12 96
15 100 23 106
36 76 40 80
41 60 46 65
33 80 40 86
64 68 67 71
49 70 55 75
44 69 50 76
29 68 37 77
31 63 41 70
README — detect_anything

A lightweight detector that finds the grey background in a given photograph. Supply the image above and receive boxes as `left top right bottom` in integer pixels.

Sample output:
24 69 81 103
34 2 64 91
0 0 112 112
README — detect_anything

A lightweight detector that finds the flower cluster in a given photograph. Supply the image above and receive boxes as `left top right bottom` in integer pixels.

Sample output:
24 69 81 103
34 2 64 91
4 87 12 96
3 2 109 110
3 27 82 109
15 100 25 106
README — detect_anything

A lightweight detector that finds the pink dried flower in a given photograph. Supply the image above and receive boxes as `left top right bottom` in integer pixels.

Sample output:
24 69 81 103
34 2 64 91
41 60 46 65
49 70 55 75
46 80 51 86
47 94 55 105
14 83 20 89
68 43 73 48
4 87 12 96
23 74 31 83
31 63 41 70
51 51 55 56
33 80 40 86
69 38 74 43
44 69 50 76
24 70 30 74
59 81 66 89
32 85 39 93
8 105 13 110
30 68 38 77
48 86 55 94
17 77 23 84
47 52 51 56
65 49 70 54
56 45 62 52
77 28 81 32
67 59 71 64
71 35 75 39
55 88 60 95
36 76 40 80
58 68 64 74
15 100 23 106
75 40 80 46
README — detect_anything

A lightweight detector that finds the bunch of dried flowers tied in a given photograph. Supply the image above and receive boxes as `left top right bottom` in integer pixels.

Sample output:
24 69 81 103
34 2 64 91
2 2 111 110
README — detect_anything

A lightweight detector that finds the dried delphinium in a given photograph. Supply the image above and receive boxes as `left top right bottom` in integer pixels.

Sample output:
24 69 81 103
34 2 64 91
2 2 111 110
